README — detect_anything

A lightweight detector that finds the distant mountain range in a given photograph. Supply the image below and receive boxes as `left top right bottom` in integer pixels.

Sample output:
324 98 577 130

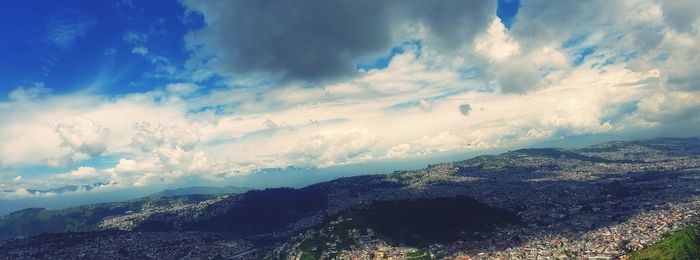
1 137 700 259
147 186 252 198
1 183 109 196
0 186 249 240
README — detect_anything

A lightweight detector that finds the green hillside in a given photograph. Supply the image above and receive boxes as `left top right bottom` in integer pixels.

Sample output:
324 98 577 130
630 225 700 260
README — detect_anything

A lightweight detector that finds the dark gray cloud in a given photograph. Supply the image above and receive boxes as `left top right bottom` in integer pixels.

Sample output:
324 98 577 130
489 60 542 93
511 0 622 49
391 1 496 51
661 0 700 34
458 103 472 116
601 100 639 124
182 0 495 84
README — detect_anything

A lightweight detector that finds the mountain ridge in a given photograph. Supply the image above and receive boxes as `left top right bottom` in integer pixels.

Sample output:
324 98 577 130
2 137 700 259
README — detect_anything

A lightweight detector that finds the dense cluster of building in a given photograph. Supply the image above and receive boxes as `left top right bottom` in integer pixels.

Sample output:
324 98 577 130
0 231 255 260
271 143 700 259
269 216 425 260
99 195 232 231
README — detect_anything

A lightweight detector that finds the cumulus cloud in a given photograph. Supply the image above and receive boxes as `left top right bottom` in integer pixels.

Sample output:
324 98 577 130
8 83 52 101
4 0 700 195
131 46 149 56
66 166 97 179
129 123 207 180
385 132 468 159
182 0 495 83
48 117 110 167
0 188 34 199
286 128 379 168
132 123 199 153
41 166 109 187
55 117 110 157
633 91 700 126
107 158 160 187
474 18 567 93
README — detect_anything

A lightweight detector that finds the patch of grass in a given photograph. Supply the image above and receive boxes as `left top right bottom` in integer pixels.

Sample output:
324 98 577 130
298 236 323 259
630 225 700 260
406 249 433 259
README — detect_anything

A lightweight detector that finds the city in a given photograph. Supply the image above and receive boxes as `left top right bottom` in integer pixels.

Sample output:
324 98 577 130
1 137 699 259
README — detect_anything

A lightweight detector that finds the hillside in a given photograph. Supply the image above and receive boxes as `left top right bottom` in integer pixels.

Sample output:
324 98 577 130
148 186 251 198
630 224 700 260
138 187 329 237
0 194 215 239
339 197 521 247
1 137 700 259
285 197 520 259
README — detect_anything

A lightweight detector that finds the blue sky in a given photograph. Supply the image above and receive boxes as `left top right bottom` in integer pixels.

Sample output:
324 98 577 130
0 0 201 97
1 0 521 98
1 0 699 211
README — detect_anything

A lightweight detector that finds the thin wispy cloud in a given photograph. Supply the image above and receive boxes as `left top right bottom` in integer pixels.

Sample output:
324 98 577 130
46 9 96 50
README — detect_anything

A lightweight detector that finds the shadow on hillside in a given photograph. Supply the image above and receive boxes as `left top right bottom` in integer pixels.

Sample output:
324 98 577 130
401 166 700 253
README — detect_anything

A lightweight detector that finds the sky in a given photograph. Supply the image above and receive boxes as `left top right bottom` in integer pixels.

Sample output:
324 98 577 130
1 0 700 211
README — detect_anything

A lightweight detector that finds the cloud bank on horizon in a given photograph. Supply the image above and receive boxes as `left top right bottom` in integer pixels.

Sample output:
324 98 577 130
1 0 699 199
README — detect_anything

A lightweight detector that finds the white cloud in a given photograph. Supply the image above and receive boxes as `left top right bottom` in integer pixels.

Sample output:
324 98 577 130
131 46 149 56
67 166 97 178
474 18 568 93
3 0 700 194
633 91 700 126
285 128 379 168
474 19 520 62
165 83 200 95
386 132 468 159
53 117 110 162
132 123 199 153
8 83 52 102
1 188 33 199
106 158 160 187
123 31 148 44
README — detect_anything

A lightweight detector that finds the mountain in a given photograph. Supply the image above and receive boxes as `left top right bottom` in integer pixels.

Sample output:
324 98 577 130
1 137 700 259
148 186 251 198
0 186 251 240
288 196 521 259
0 194 215 240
